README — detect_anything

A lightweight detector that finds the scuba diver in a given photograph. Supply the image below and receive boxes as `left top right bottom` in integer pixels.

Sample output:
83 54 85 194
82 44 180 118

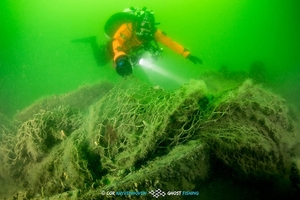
72 7 202 77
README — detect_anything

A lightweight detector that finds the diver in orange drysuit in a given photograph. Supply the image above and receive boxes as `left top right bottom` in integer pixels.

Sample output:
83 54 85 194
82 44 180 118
112 7 202 76
72 7 202 77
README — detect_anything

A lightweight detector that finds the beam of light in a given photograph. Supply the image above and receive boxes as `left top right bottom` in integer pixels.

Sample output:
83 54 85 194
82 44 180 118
138 53 186 85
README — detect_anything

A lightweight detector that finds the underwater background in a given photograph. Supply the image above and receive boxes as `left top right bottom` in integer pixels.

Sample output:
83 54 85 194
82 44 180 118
0 0 300 118
1 1 300 199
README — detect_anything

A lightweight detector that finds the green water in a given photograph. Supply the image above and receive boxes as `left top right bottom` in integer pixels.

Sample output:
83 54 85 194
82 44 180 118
1 0 299 118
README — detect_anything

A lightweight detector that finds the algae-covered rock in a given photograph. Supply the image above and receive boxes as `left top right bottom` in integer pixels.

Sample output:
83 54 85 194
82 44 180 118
0 76 299 199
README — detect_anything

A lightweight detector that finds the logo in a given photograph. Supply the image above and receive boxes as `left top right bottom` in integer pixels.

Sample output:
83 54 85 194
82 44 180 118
148 189 166 198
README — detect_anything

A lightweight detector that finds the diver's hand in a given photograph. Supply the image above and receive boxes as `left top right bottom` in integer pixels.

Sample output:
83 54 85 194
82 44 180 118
187 54 203 64
116 56 132 77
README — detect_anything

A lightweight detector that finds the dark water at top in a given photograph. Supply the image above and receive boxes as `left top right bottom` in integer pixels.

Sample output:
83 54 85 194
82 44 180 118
1 0 300 118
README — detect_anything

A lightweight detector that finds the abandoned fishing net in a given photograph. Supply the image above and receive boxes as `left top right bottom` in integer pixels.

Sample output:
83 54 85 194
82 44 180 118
85 77 207 173
0 77 299 199
200 79 297 177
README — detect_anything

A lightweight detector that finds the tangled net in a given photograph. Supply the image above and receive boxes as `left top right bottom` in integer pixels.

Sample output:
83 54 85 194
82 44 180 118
0 106 83 197
201 79 296 177
0 77 299 199
85 78 207 173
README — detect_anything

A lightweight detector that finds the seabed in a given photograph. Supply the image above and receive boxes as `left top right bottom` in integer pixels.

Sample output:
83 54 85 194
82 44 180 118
0 72 299 199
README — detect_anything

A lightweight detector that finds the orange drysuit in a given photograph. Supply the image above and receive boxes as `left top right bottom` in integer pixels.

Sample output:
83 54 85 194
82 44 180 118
112 23 190 62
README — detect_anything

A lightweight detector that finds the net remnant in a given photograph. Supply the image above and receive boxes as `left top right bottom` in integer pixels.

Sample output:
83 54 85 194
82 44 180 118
0 77 299 199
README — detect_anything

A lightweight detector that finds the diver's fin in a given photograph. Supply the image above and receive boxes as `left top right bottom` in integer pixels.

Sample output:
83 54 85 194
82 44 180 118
71 36 96 43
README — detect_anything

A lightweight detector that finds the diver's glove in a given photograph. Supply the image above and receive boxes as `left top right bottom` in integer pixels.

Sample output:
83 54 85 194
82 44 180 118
116 56 132 77
187 54 203 64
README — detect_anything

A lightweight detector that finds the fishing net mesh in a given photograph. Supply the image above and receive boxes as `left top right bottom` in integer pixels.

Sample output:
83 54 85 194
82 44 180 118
85 77 207 173
0 77 298 199
201 79 295 176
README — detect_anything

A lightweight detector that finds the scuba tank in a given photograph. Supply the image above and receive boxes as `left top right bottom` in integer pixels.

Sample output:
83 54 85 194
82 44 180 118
104 7 140 39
